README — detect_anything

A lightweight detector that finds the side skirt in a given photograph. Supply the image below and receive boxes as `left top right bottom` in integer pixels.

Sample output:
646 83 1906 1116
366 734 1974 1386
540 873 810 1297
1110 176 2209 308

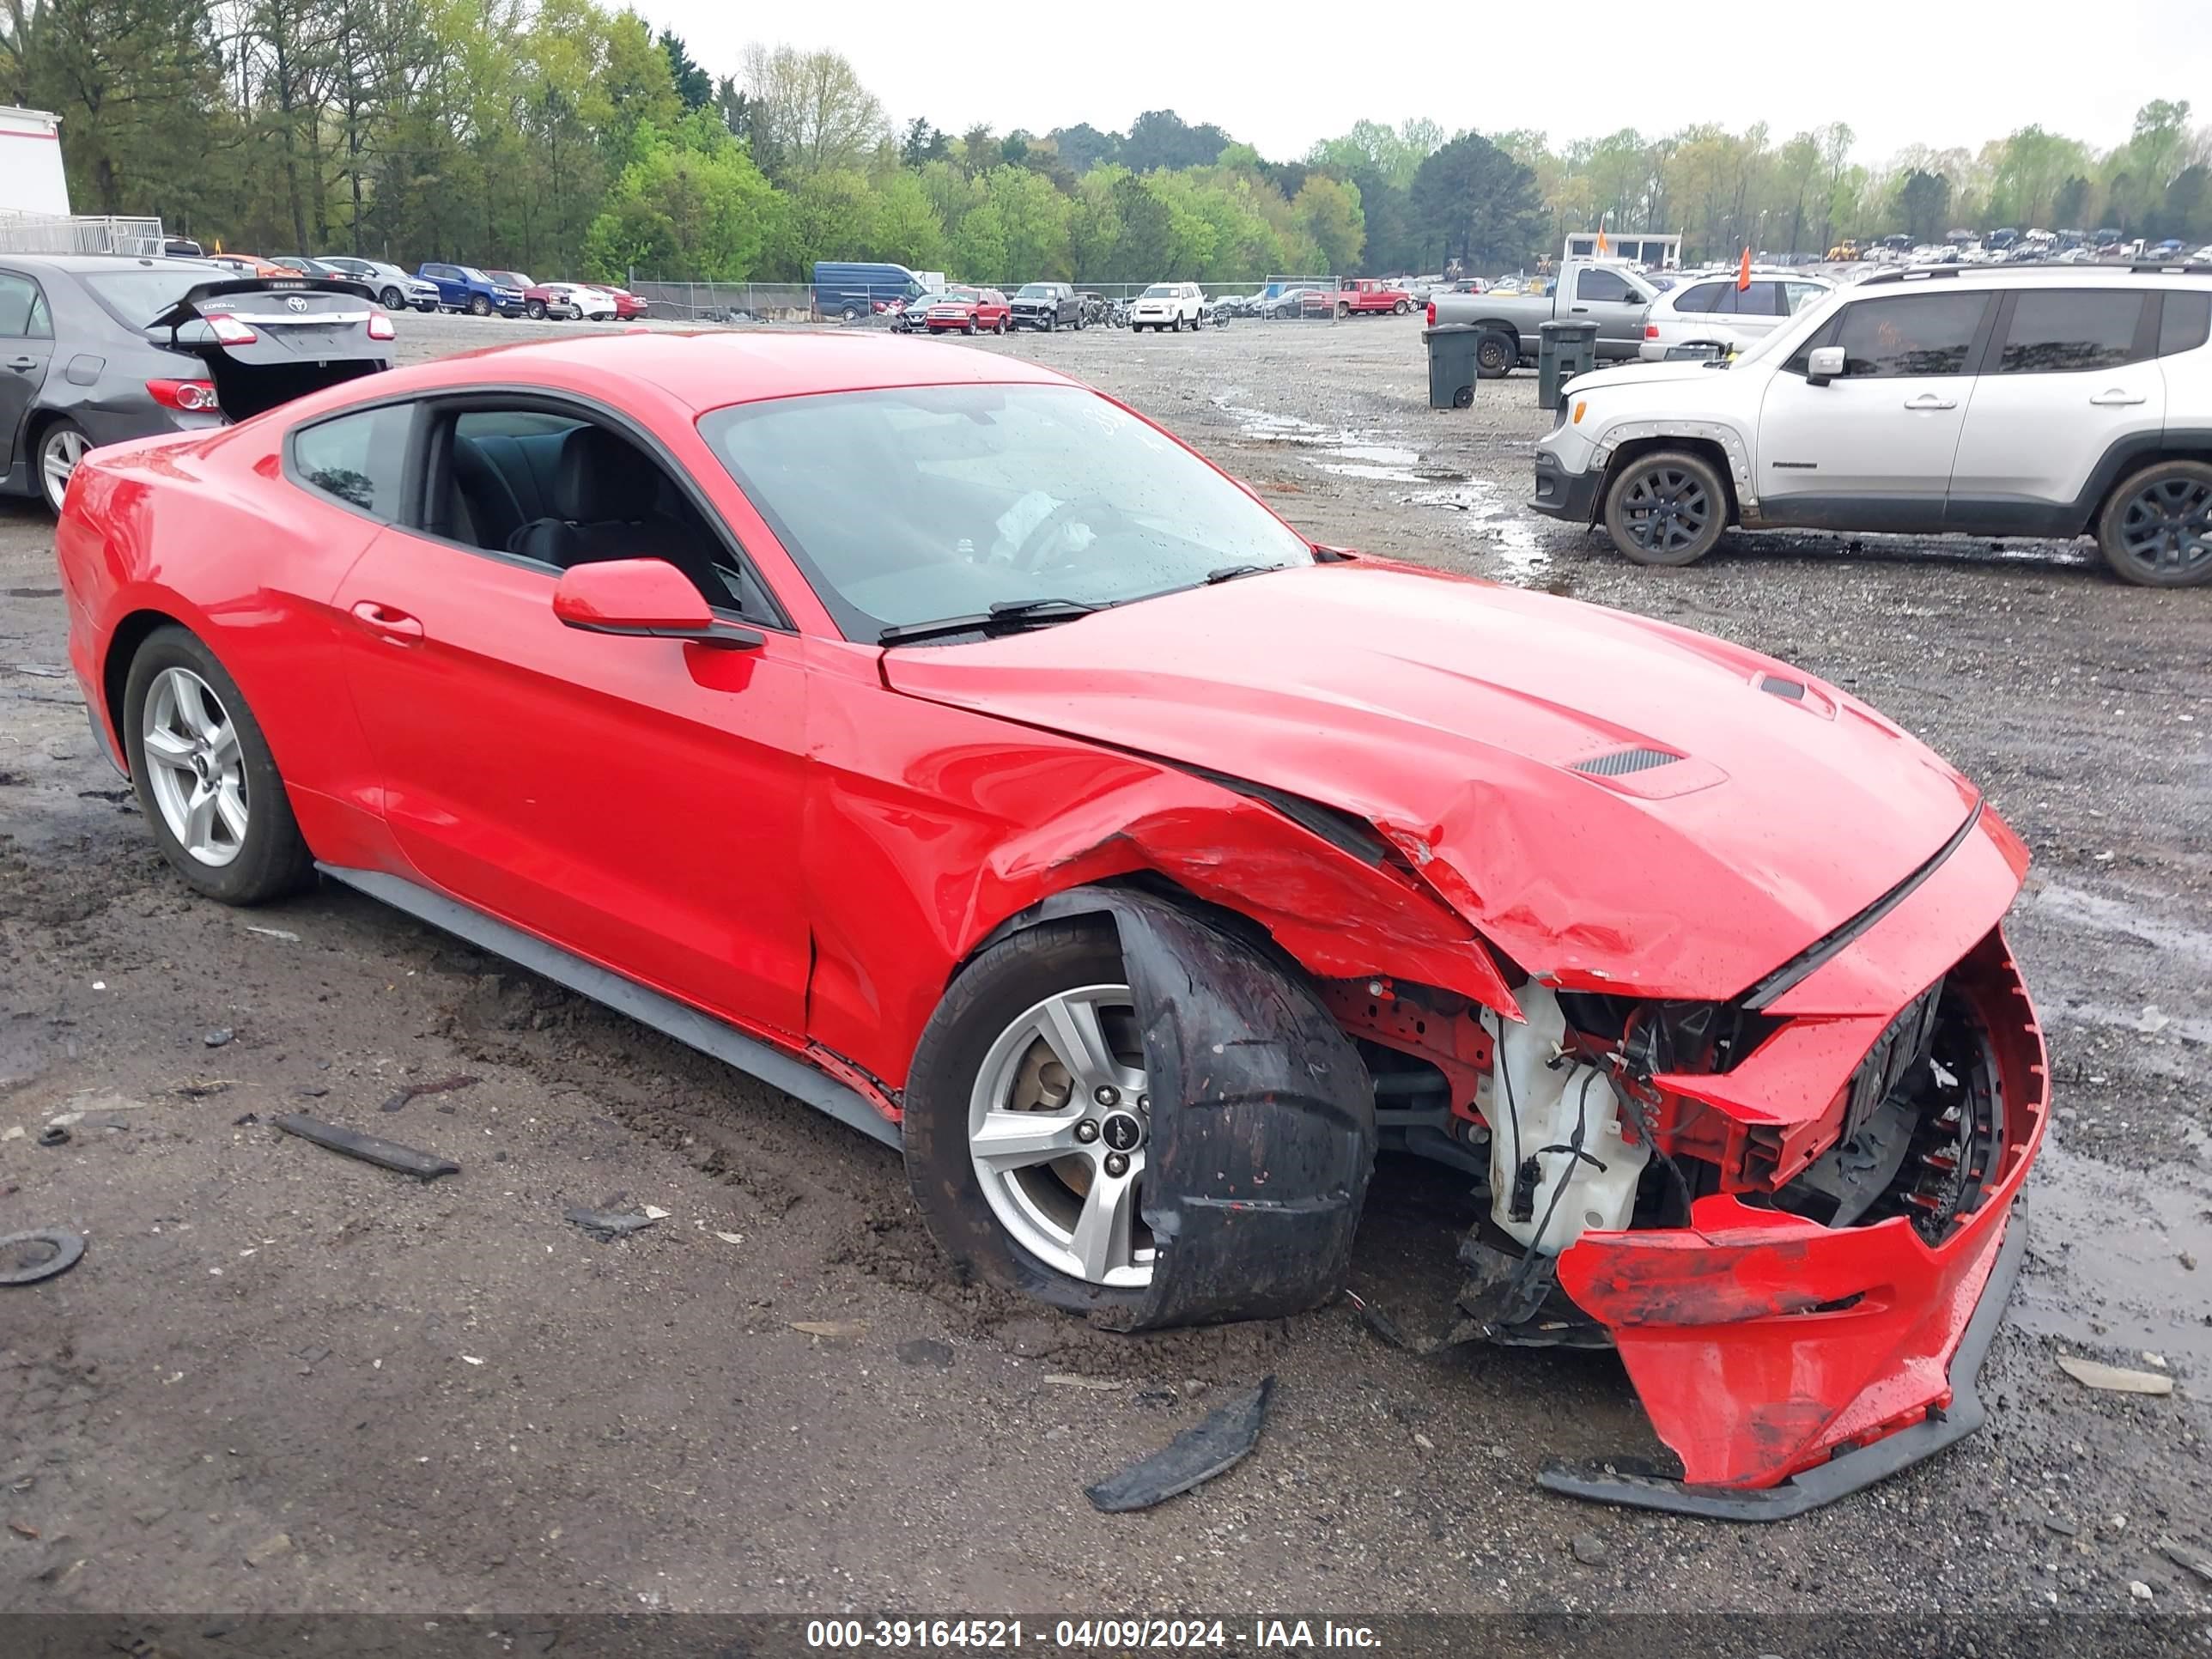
316 863 902 1151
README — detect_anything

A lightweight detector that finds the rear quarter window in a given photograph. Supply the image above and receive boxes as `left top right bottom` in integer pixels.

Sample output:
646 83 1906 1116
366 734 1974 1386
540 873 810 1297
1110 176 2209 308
1996 290 2149 374
289 404 411 520
2159 291 2211 357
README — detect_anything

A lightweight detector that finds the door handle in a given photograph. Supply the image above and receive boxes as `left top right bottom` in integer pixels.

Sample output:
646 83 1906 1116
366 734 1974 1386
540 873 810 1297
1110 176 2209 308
2087 391 2147 406
1902 393 1956 410
5 356 36 372
1570 306 1589 313
350 600 423 642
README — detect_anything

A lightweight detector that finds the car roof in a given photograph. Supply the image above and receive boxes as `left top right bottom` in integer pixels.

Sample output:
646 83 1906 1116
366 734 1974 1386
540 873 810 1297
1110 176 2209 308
1856 262 2212 291
369 329 1074 414
0 252 223 274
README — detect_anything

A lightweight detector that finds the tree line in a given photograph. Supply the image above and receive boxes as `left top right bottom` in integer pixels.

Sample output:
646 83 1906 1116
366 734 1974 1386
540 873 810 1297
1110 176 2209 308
2 1 2204 287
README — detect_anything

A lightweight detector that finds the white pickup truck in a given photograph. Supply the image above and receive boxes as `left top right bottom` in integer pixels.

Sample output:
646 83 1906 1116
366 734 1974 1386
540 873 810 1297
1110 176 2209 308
1429 259 1660 378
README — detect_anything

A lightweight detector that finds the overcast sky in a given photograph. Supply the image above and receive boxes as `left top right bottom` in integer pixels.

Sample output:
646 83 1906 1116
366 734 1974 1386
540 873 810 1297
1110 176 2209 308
640 0 2207 167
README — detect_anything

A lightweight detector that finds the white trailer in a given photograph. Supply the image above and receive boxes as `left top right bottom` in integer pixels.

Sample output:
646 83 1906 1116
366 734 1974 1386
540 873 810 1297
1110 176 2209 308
0 106 71 216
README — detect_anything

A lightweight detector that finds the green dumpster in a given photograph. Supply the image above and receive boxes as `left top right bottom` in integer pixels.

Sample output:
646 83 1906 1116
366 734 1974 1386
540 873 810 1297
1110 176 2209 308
1537 319 1601 410
1423 323 1480 409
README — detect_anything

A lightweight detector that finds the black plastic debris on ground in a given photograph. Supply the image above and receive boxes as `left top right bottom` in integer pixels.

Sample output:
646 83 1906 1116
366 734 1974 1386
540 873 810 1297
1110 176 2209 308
1085 1376 1274 1513
0 1230 86 1286
273 1114 460 1181
380 1074 480 1114
563 1206 657 1240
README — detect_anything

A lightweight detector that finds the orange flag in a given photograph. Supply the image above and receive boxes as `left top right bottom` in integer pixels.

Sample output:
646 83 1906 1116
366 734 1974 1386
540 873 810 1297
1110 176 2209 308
1595 227 1608 255
1737 246 1753 289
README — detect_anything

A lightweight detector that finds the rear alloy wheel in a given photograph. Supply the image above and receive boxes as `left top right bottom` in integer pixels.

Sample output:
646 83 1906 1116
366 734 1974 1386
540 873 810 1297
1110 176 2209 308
469 294 490 317
122 628 313 904
1474 331 1515 378
994 317 1007 335
2097 459 2212 587
841 304 861 323
37 420 88 516
1604 450 1728 567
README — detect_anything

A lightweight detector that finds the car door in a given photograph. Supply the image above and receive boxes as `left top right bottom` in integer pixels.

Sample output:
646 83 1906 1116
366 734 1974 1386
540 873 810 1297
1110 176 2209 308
0 269 54 475
327 398 815 1040
1567 264 1650 350
1946 288 2166 522
1754 288 1996 530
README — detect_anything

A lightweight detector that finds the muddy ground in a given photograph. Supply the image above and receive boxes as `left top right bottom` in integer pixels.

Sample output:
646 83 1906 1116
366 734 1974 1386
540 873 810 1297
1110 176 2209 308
2 310 2208 1626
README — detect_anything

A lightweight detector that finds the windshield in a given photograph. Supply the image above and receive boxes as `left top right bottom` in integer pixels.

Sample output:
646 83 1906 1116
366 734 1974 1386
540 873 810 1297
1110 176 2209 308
1732 283 1850 368
702 383 1314 641
461 267 493 283
1017 284 1055 299
491 271 532 287
1140 284 1176 298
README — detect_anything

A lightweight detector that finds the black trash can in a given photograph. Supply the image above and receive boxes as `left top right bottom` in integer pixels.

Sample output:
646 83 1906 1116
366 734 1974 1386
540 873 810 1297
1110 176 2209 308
1537 318 1601 410
1423 322 1480 409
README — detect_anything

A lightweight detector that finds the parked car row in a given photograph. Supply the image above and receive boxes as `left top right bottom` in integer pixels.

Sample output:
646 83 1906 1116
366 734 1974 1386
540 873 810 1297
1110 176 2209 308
408 264 645 320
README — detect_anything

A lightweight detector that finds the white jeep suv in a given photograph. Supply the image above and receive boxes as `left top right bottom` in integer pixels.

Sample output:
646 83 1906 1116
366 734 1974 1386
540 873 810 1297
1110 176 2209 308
1129 281 1205 332
1533 263 2212 586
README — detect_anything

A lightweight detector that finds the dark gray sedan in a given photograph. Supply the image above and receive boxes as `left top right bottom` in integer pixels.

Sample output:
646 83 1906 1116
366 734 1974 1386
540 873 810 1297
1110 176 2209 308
0 253 394 513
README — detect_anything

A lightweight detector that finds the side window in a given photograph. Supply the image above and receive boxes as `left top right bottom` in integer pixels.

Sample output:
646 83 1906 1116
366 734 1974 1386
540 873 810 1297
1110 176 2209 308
1674 282 1723 313
1784 282 1830 314
433 405 767 617
0 273 42 337
1577 267 1637 303
2160 291 2211 357
1826 294 1990 378
1747 282 1788 317
1996 291 2148 374
291 404 411 519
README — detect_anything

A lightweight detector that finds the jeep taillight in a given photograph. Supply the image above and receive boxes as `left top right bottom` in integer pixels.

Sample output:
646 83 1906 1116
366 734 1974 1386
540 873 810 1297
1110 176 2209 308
146 378 220 412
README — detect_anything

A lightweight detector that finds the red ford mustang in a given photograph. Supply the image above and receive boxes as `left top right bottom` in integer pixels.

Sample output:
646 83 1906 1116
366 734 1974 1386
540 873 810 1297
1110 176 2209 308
53 332 2046 1515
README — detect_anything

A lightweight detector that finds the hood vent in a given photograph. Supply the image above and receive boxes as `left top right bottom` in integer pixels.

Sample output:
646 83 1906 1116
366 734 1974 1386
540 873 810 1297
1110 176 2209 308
1573 746 1682 778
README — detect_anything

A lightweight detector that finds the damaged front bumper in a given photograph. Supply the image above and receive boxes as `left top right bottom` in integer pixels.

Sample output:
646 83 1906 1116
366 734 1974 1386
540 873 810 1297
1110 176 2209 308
1543 927 2050 1517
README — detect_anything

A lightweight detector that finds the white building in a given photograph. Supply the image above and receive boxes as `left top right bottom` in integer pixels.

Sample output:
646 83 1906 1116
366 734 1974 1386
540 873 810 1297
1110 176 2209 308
1564 230 1682 270
0 107 72 217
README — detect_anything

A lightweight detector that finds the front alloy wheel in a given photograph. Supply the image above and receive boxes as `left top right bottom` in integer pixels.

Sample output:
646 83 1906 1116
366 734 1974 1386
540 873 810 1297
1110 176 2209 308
38 421 88 514
969 984 1154 1287
1605 450 1727 567
2099 459 2212 587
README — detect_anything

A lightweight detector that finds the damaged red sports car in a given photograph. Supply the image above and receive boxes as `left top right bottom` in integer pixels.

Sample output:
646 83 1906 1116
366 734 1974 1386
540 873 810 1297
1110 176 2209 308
53 332 2047 1516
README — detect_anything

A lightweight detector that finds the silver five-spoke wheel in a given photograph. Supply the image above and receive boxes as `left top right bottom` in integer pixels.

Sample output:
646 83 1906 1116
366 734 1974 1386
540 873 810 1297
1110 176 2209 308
140 665 248 867
968 984 1155 1287
40 425 88 514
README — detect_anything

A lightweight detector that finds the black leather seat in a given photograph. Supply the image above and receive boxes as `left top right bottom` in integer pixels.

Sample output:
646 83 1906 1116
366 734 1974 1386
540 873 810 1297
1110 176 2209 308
503 425 719 592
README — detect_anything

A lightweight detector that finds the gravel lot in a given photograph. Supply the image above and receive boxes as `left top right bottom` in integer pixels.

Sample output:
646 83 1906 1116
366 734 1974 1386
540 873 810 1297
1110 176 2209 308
2 309 2208 1627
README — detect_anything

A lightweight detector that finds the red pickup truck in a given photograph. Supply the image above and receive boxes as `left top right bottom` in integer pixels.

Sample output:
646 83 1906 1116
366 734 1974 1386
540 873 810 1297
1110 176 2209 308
1335 279 1415 318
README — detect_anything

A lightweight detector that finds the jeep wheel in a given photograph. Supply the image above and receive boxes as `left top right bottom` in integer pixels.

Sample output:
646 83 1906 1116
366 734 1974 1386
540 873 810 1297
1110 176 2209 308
2097 459 2212 587
1603 450 1727 568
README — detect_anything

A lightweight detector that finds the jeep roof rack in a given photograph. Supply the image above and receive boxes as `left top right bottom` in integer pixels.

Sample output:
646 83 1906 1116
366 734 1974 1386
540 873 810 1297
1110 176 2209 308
1856 261 2212 286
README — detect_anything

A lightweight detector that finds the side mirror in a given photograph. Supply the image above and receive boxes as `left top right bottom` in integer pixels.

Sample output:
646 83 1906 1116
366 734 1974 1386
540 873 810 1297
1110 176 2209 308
1807 344 1845 386
552 559 761 648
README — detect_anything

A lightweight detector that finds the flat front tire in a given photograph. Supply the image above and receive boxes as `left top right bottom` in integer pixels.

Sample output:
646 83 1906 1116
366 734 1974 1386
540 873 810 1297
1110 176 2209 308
1603 450 1728 568
905 922 1160 1312
121 626 313 904
2096 459 2212 586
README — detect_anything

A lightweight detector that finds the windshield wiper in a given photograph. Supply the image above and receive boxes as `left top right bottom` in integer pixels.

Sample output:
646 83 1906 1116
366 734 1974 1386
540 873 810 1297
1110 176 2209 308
878 597 1097 646
1202 562 1278 585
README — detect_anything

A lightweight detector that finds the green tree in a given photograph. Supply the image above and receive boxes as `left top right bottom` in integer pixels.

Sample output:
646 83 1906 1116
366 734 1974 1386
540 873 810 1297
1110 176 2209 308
1409 131 1543 270
583 118 776 279
657 28 709 110
1897 167 1951 241
1291 173 1364 273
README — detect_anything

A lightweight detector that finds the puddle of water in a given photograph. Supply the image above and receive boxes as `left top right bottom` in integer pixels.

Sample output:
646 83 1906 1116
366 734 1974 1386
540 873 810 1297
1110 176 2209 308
2014 1136 2212 1370
2023 880 2212 971
1212 393 1558 588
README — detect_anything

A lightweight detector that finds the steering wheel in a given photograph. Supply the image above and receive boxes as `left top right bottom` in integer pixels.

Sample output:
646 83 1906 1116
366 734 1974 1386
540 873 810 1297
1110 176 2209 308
1012 495 1127 570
